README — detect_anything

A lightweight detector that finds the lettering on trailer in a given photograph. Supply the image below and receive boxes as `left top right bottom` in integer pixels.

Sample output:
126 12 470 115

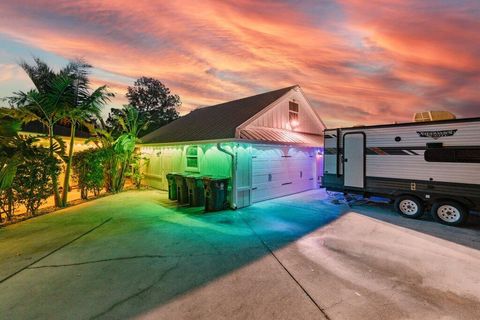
416 129 457 140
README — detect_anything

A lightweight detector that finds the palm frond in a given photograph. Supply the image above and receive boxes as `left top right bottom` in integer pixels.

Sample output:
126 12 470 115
0 158 20 190
51 135 67 158
19 57 55 93
61 59 92 88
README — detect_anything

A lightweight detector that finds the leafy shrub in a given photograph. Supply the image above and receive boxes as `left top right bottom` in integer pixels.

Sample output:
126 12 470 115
72 148 108 199
12 147 60 215
126 153 149 189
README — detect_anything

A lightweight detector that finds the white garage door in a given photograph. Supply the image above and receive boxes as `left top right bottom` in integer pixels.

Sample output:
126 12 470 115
251 146 316 203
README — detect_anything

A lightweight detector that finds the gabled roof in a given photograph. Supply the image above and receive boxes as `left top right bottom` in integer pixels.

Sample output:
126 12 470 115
141 86 297 144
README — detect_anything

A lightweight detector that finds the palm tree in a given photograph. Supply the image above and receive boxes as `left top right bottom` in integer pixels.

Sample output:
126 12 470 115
7 59 72 206
60 61 113 206
7 58 112 207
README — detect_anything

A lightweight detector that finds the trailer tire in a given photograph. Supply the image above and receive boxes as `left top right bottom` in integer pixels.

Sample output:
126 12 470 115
431 201 468 226
394 195 424 219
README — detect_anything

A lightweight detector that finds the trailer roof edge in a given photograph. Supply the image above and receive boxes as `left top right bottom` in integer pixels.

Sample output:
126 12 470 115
324 116 480 132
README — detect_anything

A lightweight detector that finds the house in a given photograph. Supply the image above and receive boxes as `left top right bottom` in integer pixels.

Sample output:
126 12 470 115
140 85 326 209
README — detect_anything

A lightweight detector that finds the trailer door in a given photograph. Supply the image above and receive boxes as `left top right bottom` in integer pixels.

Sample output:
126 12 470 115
343 133 365 189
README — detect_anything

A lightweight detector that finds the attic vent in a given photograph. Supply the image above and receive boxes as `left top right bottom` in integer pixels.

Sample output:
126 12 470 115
289 101 299 128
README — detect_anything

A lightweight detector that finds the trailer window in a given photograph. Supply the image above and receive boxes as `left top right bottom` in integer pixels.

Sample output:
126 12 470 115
425 147 480 163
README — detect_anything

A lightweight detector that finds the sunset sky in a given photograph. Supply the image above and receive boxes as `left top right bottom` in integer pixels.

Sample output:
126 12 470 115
0 0 479 128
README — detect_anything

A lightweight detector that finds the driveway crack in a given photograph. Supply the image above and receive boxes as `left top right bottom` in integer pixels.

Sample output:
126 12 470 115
0 218 112 284
238 212 332 320
89 258 180 320
28 255 170 268
27 249 262 269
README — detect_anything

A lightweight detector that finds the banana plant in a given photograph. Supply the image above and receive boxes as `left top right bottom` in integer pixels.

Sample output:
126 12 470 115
111 105 150 192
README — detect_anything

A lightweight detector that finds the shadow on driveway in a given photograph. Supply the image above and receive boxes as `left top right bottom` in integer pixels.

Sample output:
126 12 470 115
0 189 343 320
1 189 479 319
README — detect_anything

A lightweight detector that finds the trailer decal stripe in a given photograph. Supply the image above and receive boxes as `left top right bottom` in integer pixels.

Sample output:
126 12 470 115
325 146 428 155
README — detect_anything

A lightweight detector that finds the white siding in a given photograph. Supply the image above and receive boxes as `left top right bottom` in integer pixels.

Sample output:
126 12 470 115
245 88 324 135
339 120 480 185
141 144 232 190
234 143 253 208
366 153 480 185
364 122 480 147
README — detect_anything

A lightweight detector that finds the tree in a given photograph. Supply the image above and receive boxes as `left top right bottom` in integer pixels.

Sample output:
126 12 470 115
123 77 180 135
7 58 72 206
59 60 113 207
7 58 112 207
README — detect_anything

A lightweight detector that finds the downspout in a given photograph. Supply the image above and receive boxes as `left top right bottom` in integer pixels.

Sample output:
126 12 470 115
216 143 237 209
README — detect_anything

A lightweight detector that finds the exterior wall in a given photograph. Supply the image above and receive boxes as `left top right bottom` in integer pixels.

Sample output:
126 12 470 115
141 142 323 209
326 121 480 185
245 88 324 134
141 143 233 190
232 143 253 209
363 122 480 184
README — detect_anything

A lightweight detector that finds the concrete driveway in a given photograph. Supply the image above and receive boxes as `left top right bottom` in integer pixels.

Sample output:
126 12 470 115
0 189 479 320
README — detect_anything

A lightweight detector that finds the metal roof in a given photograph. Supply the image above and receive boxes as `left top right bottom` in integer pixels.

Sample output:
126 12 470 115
239 127 323 146
141 86 297 144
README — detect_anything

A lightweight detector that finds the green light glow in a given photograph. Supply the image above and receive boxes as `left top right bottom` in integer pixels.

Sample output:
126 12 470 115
141 143 233 190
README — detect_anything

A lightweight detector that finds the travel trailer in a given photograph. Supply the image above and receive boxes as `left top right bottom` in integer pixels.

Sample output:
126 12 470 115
323 117 480 226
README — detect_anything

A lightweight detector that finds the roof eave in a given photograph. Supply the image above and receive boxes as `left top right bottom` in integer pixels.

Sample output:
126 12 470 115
138 138 241 147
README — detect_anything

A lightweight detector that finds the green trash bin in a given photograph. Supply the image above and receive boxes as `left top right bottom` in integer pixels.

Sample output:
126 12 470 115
203 176 230 212
166 173 178 200
185 174 207 207
173 174 188 204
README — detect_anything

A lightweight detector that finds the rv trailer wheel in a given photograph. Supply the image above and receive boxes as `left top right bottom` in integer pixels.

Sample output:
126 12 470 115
394 196 424 219
431 201 468 226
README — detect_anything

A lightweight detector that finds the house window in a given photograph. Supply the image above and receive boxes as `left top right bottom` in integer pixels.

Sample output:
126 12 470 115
186 146 199 169
289 101 299 127
424 147 480 163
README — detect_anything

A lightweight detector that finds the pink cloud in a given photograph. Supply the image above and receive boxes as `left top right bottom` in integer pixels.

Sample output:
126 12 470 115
0 0 479 127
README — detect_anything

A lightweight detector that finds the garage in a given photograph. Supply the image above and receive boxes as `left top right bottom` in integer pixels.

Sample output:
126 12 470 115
140 85 326 209
251 146 316 203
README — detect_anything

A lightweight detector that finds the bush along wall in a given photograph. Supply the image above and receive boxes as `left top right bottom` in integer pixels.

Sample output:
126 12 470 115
72 148 109 200
8 146 60 217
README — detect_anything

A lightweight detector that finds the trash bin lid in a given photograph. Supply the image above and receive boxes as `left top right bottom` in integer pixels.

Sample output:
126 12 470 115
173 173 185 177
185 173 203 178
202 176 230 181
166 172 181 179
